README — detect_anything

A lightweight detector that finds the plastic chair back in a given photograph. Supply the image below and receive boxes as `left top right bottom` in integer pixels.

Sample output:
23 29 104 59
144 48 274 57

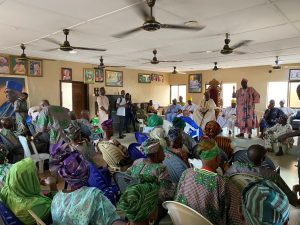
188 158 202 169
162 201 213 225
28 210 46 225
0 202 23 225
128 143 146 160
113 172 139 194
18 136 32 157
134 132 149 145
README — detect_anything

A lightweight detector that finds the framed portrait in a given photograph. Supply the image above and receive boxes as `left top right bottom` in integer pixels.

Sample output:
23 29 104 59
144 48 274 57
83 68 95 84
289 69 300 81
138 73 151 83
28 59 42 77
61 68 72 81
95 68 104 83
0 55 10 74
105 70 123 87
158 75 164 82
189 74 202 93
10 56 27 75
151 73 158 81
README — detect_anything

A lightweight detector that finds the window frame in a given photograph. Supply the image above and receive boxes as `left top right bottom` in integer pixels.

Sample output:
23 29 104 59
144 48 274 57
170 84 187 104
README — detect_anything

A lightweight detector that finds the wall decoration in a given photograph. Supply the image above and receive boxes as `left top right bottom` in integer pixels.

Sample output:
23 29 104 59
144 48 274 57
189 74 202 93
158 75 164 82
289 69 300 81
83 68 95 84
95 68 104 83
28 59 42 77
61 68 72 81
10 56 27 75
105 70 123 87
0 55 10 74
138 73 151 83
151 73 158 81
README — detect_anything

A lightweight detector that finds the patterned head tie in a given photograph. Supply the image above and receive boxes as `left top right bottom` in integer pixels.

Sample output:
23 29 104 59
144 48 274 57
140 138 161 155
199 138 220 160
242 179 289 225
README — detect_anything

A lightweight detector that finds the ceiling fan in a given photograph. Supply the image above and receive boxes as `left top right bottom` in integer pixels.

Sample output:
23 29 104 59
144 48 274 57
212 62 220 71
112 0 205 38
272 56 282 70
145 49 182 64
44 29 107 52
94 56 126 69
191 33 252 55
171 66 186 74
18 43 29 61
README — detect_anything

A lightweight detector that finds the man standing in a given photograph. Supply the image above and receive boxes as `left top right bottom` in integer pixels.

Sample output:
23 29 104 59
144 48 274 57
96 87 109 126
193 92 216 130
236 78 260 138
116 90 127 139
217 99 236 135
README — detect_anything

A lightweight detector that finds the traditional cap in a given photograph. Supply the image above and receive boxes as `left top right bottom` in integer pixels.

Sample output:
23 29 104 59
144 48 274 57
241 78 248 82
231 99 237 104
140 138 161 155
280 99 286 104
188 97 192 101
5 80 23 92
243 180 289 225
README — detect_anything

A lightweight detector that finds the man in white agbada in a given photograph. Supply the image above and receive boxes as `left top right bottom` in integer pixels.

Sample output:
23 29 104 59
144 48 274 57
279 100 295 117
96 87 109 127
193 92 216 130
183 98 197 115
217 99 236 135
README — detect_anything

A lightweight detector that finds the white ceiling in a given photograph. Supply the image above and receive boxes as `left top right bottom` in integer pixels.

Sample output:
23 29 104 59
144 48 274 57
0 0 300 72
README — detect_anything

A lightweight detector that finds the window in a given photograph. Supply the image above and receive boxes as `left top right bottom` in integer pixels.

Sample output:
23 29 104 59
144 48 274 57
222 83 236 107
267 82 288 107
170 85 186 103
289 82 300 108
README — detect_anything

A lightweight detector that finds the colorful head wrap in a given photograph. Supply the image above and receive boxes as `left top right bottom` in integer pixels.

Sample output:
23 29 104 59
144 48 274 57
199 138 220 160
204 121 221 138
172 117 186 129
50 141 89 189
148 114 163 127
140 138 161 155
149 128 167 148
167 127 181 142
118 180 159 222
5 80 23 92
243 180 289 225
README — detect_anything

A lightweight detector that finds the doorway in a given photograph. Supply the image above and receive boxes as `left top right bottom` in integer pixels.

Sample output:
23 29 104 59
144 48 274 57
60 81 89 118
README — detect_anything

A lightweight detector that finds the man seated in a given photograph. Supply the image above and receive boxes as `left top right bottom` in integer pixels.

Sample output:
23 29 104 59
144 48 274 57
279 99 295 117
77 110 102 141
216 99 236 135
165 99 182 122
147 100 157 114
178 96 185 107
225 144 300 206
260 99 285 134
183 98 197 115
264 114 294 156
175 138 244 225
135 103 148 123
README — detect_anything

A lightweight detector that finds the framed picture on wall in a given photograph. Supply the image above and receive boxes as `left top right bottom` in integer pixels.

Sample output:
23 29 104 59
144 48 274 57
289 69 300 81
0 55 10 74
83 68 95 84
95 68 104 82
158 75 164 82
138 73 151 83
61 68 72 81
188 74 202 93
28 59 42 77
105 70 123 87
10 56 27 75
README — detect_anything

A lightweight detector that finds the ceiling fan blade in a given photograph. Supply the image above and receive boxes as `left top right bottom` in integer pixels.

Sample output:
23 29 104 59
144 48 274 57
234 51 247 55
130 0 151 20
42 48 60 52
231 40 252 50
112 27 143 38
43 37 62 46
105 65 126 68
190 49 219 54
161 23 205 31
72 46 107 52
159 60 183 63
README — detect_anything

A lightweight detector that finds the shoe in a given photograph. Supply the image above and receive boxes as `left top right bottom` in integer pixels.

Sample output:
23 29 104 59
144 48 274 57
293 184 300 193
236 133 244 138
118 136 124 139
121 134 126 138
248 134 252 139
228 130 232 135
275 147 283 156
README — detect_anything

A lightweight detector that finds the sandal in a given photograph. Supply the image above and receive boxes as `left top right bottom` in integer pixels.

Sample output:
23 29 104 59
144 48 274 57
236 133 244 138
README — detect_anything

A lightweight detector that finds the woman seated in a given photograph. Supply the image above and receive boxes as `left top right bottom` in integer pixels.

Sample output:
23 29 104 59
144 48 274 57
0 145 12 188
50 143 120 225
0 158 53 224
143 114 163 133
127 138 175 203
113 179 160 225
175 138 244 225
149 127 167 148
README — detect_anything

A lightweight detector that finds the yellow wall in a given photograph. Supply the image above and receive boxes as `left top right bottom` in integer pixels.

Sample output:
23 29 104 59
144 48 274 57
0 59 170 115
169 64 300 112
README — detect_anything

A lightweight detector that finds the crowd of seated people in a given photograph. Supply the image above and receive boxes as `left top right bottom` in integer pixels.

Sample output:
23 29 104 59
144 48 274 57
1 79 300 225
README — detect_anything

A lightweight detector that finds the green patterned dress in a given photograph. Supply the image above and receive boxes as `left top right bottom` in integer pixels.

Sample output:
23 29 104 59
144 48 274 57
175 168 244 225
36 106 70 144
127 158 175 202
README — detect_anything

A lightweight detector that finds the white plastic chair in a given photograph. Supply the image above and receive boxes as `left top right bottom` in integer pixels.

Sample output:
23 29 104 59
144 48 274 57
163 120 172 135
28 210 46 225
188 158 202 169
18 136 50 173
137 119 146 132
163 201 213 225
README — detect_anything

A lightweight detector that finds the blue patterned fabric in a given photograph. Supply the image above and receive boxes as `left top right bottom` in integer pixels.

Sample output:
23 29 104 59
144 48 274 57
260 108 285 131
128 143 146 160
135 132 149 145
0 202 23 225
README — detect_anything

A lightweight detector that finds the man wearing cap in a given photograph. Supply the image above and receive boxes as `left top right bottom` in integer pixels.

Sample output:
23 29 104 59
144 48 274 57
279 99 295 117
236 78 260 138
183 98 197 115
165 99 182 122
217 99 236 135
